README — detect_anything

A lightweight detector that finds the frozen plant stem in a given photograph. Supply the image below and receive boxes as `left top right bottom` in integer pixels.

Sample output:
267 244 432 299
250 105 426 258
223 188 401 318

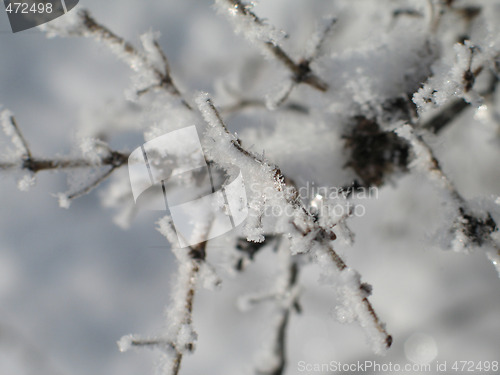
77 10 191 107
0 154 128 173
248 238 300 375
169 259 199 375
395 124 500 265
120 240 206 375
0 112 129 200
5 114 32 159
198 96 392 352
220 0 329 92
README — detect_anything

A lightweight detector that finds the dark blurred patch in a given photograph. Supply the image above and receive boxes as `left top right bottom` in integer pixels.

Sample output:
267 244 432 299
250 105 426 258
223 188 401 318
343 117 410 187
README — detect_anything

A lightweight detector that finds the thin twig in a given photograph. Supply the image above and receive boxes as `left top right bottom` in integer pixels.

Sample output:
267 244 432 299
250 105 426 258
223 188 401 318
421 98 469 133
224 0 329 92
129 338 176 351
220 98 309 115
78 10 191 108
306 17 337 62
66 164 119 200
7 115 32 158
256 260 299 375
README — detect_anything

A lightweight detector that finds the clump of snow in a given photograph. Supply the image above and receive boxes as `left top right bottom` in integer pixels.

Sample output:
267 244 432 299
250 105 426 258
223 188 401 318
16 174 36 192
56 193 71 209
40 8 86 37
78 137 110 165
176 324 198 352
413 39 499 113
117 335 133 353
200 263 222 291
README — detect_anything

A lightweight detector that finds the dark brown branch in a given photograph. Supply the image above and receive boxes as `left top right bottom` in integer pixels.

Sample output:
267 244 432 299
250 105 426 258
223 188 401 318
0 151 129 173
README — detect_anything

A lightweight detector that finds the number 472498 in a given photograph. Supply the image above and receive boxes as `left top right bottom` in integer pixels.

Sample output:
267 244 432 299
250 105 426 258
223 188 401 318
451 361 499 372
5 2 53 14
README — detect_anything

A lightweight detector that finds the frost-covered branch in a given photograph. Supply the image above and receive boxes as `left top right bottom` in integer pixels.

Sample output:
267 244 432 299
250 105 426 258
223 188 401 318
215 0 329 95
0 150 128 173
119 257 200 375
395 124 499 270
422 73 499 133
1 111 32 159
197 94 392 353
1 110 129 199
252 244 300 375
120 217 211 375
44 10 190 106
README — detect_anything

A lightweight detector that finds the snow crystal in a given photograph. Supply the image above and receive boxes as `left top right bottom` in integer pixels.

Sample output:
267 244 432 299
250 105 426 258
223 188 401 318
289 229 316 255
117 335 133 353
16 174 36 192
78 137 110 165
56 193 71 209
176 324 197 352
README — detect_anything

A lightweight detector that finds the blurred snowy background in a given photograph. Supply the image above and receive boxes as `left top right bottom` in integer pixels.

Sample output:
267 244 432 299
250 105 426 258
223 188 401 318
1 1 500 374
